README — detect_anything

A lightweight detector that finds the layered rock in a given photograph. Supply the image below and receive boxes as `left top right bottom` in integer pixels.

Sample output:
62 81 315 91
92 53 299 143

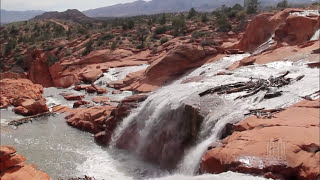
228 39 319 70
236 9 305 52
275 15 318 45
0 78 49 115
74 84 107 94
65 105 115 134
200 99 320 180
111 44 216 92
0 146 51 180
94 94 148 145
26 50 54 87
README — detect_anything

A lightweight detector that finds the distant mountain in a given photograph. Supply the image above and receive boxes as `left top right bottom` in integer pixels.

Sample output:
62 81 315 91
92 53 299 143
32 9 96 23
1 9 45 24
83 0 313 17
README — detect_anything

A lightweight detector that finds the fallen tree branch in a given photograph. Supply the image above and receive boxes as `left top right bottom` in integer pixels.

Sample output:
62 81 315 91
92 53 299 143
199 71 304 100
8 112 54 127
244 108 285 119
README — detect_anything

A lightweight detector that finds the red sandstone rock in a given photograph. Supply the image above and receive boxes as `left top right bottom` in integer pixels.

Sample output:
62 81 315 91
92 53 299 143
0 79 49 115
52 105 71 113
112 44 211 92
275 16 318 45
0 146 51 180
74 84 108 94
73 100 91 108
92 96 110 104
200 99 320 180
236 9 303 52
228 40 319 70
66 106 115 134
94 94 148 145
80 69 103 83
62 93 85 101
0 72 27 80
27 50 54 87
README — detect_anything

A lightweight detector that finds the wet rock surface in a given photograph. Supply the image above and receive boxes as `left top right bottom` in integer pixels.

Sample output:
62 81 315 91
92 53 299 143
0 146 51 180
200 99 320 180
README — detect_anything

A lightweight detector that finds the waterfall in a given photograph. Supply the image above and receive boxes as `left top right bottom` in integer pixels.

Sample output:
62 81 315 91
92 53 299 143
311 29 320 41
111 54 319 173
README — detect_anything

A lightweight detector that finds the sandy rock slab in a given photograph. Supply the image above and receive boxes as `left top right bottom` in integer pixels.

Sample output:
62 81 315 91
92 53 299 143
200 99 320 180
0 78 49 116
0 146 51 180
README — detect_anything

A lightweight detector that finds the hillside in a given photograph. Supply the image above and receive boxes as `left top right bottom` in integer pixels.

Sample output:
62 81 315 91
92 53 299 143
32 9 96 23
0 9 44 24
83 0 313 17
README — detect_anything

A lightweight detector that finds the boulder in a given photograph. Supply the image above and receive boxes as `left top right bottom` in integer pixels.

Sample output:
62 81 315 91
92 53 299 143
92 96 110 104
274 16 318 45
236 9 303 52
95 94 148 145
27 50 54 87
0 79 49 115
61 93 85 101
0 146 51 180
74 84 107 94
113 44 209 92
200 100 320 180
73 100 91 108
66 106 115 134
80 69 103 83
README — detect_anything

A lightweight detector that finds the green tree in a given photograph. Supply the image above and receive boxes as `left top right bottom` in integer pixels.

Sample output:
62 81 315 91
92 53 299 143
47 54 59 66
216 14 232 32
172 15 187 37
201 13 209 23
187 8 197 19
111 41 118 50
128 20 135 29
159 14 166 25
82 40 93 56
4 38 17 55
277 0 288 9
232 3 244 11
137 26 149 46
245 0 259 14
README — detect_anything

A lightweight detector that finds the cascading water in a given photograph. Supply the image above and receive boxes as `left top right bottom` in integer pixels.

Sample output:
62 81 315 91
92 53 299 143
111 54 319 175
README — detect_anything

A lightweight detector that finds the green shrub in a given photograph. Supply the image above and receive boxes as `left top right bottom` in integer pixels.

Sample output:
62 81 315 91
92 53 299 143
160 37 169 44
245 0 259 14
111 41 118 50
277 0 288 9
47 54 59 66
200 40 219 47
187 8 197 19
216 14 232 32
154 26 167 36
159 14 167 25
201 13 209 23
101 34 115 41
82 40 93 56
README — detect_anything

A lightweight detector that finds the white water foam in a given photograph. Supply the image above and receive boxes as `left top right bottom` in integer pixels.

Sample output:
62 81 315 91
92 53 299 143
111 53 319 175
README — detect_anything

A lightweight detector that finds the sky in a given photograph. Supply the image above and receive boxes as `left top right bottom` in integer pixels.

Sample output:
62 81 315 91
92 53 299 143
1 0 145 11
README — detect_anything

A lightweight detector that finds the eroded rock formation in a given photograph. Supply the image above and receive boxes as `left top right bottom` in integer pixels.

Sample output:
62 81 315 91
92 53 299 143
200 100 320 180
0 146 51 180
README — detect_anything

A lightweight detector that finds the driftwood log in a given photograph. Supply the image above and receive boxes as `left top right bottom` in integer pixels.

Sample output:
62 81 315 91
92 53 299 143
8 112 53 127
60 176 96 180
199 71 304 100
244 108 285 119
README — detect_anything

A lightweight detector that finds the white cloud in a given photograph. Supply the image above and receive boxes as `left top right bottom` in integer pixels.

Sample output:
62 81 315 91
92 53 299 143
2 0 138 11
